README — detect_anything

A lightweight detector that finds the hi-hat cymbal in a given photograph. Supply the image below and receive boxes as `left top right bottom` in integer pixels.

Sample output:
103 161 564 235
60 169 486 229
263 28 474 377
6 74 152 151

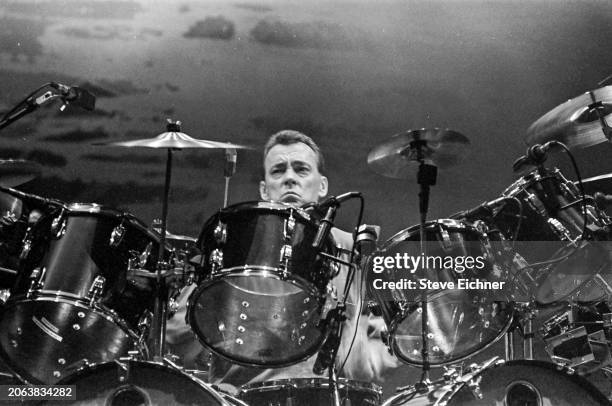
367 128 470 179
95 131 252 150
0 159 42 187
525 86 612 149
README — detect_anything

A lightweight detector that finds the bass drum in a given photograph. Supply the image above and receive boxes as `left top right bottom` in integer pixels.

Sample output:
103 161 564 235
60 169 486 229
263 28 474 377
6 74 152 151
39 360 242 405
383 359 612 406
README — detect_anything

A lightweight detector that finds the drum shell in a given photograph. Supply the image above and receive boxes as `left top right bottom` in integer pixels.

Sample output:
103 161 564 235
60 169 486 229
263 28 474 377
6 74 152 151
367 219 513 366
240 378 382 406
196 201 334 292
188 201 337 367
0 203 168 383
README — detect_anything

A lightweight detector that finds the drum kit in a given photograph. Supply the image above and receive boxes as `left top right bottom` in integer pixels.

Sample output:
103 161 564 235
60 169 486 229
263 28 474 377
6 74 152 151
0 83 610 405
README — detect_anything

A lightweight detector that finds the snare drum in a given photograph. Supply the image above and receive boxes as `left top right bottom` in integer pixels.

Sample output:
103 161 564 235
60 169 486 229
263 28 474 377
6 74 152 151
383 359 611 406
367 219 514 366
0 203 169 383
188 201 337 367
494 168 611 305
240 378 382 406
39 360 241 405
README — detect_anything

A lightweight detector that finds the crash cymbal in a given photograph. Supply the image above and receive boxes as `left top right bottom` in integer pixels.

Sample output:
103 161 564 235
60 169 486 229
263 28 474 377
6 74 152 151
95 125 252 150
526 86 612 149
0 159 42 187
367 128 470 179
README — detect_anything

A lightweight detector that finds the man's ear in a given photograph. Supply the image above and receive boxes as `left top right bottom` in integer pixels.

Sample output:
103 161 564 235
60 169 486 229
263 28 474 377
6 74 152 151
318 176 328 200
259 180 269 200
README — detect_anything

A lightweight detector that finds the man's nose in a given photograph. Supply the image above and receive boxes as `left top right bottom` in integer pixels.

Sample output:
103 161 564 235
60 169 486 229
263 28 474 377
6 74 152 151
282 168 298 185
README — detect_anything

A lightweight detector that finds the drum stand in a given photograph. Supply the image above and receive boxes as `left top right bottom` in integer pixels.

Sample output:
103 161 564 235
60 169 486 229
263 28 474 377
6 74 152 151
504 302 537 361
150 142 174 361
411 140 438 390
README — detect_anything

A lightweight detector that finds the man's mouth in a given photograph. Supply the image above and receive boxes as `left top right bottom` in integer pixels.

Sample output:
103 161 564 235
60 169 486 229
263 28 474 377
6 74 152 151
281 191 301 202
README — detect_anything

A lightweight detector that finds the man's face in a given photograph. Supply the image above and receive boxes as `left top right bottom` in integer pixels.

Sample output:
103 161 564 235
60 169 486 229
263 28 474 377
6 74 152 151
260 142 328 206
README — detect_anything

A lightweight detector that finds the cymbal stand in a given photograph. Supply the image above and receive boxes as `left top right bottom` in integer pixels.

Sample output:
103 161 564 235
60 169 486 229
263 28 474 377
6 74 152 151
405 139 438 390
223 148 237 208
587 90 612 141
149 122 179 361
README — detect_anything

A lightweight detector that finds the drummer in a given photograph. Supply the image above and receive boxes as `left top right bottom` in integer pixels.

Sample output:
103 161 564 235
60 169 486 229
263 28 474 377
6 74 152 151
166 130 400 393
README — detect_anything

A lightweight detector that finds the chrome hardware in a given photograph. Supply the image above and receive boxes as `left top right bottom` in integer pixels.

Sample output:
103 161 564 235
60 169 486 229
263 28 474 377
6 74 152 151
279 244 292 275
137 311 152 336
213 221 227 245
547 218 572 241
466 376 484 399
210 249 224 272
439 224 453 251
140 242 153 267
110 222 126 248
20 236 32 260
128 242 154 270
50 209 67 238
285 211 296 237
28 267 46 294
88 275 106 305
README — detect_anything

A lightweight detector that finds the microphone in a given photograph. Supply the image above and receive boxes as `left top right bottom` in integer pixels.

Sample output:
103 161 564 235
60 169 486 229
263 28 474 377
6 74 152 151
224 148 237 177
311 191 362 250
317 191 362 209
512 142 557 172
312 307 343 375
50 82 96 111
460 196 510 219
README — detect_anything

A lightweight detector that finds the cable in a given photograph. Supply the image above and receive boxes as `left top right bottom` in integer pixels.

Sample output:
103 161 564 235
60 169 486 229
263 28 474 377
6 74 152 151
337 194 365 375
523 140 588 268
0 82 55 121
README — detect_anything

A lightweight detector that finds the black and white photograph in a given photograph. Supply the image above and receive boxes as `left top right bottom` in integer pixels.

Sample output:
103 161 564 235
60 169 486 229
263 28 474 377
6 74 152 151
1 0 612 404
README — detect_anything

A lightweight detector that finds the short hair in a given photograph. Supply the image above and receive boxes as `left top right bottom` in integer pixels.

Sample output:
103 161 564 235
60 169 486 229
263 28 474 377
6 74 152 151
263 130 325 174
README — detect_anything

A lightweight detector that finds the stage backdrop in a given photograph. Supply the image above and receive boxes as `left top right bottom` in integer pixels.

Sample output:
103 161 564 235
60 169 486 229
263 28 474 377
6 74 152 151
1 0 612 396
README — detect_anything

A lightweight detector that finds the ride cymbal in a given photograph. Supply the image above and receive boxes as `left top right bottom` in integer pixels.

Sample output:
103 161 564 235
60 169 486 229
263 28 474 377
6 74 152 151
367 128 470 179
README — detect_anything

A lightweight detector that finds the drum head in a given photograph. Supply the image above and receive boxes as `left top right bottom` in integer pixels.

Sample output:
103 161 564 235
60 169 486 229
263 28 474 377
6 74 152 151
188 273 325 367
370 219 513 366
43 360 229 405
384 360 611 406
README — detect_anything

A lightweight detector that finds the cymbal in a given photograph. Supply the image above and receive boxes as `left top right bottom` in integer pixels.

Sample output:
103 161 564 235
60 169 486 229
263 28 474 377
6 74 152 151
525 86 612 149
367 128 470 179
165 230 196 243
577 173 612 195
95 131 252 150
0 159 42 187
